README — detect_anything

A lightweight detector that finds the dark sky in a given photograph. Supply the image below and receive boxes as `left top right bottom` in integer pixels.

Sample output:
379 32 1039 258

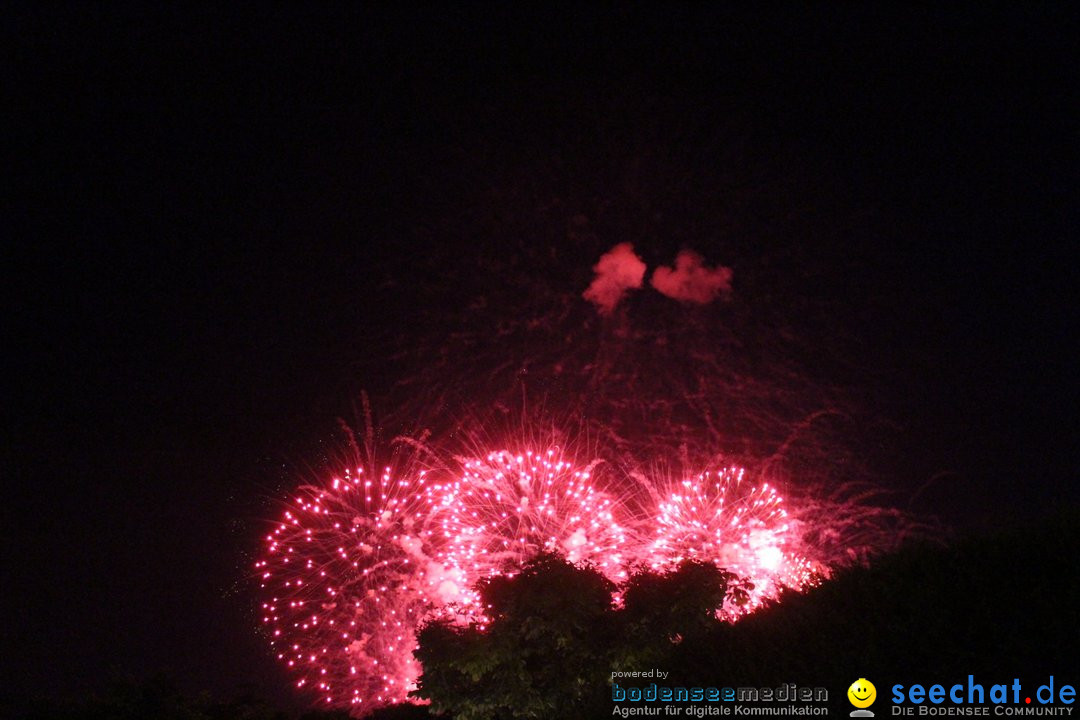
3 4 1077 710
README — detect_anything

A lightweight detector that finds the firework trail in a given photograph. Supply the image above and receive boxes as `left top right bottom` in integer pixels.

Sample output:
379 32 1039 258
256 441 857 715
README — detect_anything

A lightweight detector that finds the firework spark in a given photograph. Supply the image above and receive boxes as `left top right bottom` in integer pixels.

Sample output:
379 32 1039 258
255 445 851 715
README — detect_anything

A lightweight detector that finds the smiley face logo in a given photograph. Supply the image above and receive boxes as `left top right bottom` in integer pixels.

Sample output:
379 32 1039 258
848 678 877 708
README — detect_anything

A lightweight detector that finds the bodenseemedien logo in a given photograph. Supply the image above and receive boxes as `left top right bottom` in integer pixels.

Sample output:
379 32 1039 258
610 679 830 716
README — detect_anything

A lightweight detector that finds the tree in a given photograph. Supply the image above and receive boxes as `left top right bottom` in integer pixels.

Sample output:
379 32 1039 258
413 554 617 719
412 554 742 720
617 559 741 668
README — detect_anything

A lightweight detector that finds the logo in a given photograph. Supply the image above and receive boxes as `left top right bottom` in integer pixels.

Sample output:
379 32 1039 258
849 678 877 717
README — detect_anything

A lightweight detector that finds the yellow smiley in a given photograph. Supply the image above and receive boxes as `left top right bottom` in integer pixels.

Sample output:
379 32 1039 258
848 678 877 708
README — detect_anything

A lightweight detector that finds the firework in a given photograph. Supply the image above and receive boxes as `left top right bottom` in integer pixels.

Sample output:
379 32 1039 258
645 467 821 617
256 446 901 716
255 465 474 711
442 448 635 583
254 446 636 712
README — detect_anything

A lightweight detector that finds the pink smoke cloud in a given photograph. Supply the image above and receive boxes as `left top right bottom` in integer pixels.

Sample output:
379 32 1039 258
583 243 647 315
651 250 733 304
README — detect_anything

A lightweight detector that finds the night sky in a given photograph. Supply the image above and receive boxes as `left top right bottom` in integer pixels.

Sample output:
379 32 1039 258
4 5 1078 712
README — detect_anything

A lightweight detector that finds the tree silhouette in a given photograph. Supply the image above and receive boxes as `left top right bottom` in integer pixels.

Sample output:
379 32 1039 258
412 554 741 720
413 554 617 719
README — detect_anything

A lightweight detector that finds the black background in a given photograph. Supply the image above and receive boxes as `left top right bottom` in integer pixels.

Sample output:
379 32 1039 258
4 4 1077 710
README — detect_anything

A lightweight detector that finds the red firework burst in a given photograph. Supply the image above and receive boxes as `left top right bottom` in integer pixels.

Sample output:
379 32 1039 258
255 466 473 711
646 467 821 617
256 450 849 715
443 448 634 583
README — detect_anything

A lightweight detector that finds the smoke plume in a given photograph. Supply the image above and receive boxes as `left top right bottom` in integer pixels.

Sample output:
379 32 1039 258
651 250 733 304
582 243 647 315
